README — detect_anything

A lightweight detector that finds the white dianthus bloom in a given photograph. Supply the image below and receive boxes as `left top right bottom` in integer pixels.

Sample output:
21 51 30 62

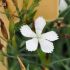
59 0 68 12
20 17 59 53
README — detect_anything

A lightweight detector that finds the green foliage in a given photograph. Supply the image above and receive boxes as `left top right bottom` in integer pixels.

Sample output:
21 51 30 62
1 0 70 70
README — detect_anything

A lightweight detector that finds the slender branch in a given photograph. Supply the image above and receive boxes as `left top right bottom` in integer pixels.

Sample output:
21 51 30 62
17 56 26 70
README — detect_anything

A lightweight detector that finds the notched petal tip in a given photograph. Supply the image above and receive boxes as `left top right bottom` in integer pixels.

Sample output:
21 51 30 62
35 16 46 25
39 39 54 53
51 31 59 40
46 48 54 53
41 31 59 41
42 46 54 53
35 17 46 35
20 25 36 37
36 16 45 21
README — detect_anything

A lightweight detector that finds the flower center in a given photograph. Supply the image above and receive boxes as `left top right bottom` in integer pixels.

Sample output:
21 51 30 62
36 34 41 39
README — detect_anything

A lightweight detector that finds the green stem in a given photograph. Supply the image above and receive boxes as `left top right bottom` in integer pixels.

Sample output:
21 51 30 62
49 57 70 66
2 51 16 59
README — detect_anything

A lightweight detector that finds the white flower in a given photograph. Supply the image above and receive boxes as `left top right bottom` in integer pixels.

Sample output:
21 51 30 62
20 17 59 53
59 0 68 12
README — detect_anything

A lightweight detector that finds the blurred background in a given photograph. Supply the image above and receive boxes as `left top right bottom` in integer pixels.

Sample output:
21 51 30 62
0 0 70 70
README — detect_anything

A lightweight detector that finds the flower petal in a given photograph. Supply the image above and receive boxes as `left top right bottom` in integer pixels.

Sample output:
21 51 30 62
20 25 36 37
59 0 68 12
35 17 46 35
26 38 38 51
39 39 54 53
41 31 59 41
